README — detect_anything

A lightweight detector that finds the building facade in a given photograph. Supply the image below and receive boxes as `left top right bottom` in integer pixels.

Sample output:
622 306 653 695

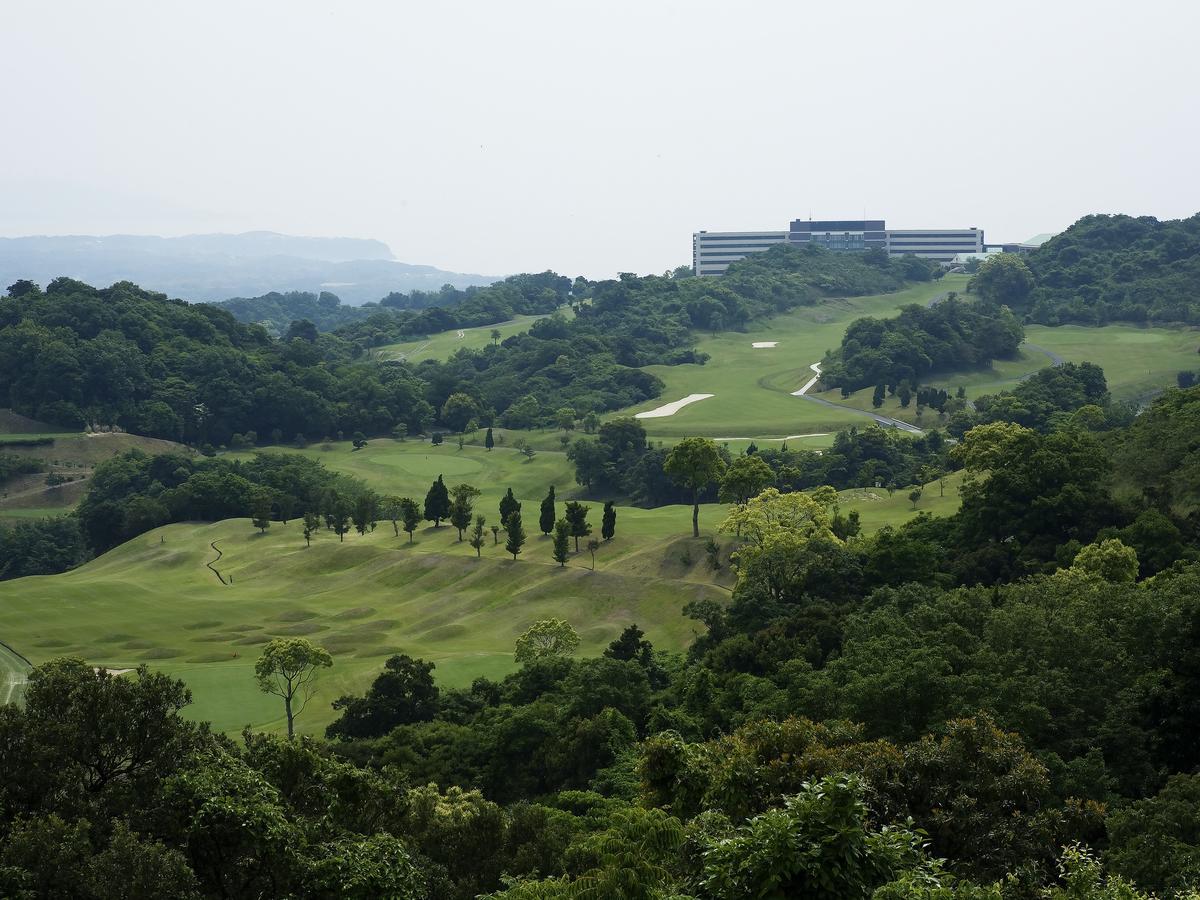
692 217 985 274
693 231 787 276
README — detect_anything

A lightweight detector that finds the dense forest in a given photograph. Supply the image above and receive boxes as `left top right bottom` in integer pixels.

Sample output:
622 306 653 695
6 386 1200 896
819 294 1025 392
0 247 939 444
972 212 1200 325
217 272 575 338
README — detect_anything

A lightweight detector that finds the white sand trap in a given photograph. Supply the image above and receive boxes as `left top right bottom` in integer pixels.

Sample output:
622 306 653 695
752 341 778 348
635 393 715 419
791 362 823 396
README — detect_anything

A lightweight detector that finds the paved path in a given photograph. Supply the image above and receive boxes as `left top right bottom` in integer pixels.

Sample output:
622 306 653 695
1022 342 1065 370
791 362 823 396
0 639 31 705
792 361 924 434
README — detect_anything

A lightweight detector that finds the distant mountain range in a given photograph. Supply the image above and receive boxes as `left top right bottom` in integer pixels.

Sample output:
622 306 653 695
0 231 499 305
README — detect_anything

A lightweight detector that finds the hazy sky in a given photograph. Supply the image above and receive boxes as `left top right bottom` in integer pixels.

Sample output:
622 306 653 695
2 0 1197 278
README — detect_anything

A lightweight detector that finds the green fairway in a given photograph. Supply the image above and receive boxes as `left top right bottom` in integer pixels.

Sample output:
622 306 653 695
0 435 961 732
0 516 730 733
624 277 969 441
811 323 1200 425
374 307 577 364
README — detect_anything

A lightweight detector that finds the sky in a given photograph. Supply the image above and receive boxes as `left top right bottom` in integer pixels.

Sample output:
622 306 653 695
1 0 1197 279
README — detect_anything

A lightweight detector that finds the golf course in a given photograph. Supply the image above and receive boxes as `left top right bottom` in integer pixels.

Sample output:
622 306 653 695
2 269 1196 734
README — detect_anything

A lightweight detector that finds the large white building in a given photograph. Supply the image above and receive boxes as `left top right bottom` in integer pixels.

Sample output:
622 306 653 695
693 218 985 275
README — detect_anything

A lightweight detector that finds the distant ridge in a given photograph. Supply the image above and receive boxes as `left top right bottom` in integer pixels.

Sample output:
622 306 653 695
0 231 498 305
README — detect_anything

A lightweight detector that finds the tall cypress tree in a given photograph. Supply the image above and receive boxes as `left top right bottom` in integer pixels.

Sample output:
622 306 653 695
601 500 616 541
552 518 570 567
505 511 526 560
564 500 591 552
499 488 521 528
485 427 495 451
423 475 450 526
539 485 556 535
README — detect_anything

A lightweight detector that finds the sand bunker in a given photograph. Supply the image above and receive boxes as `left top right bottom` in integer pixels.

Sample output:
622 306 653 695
751 341 778 348
635 393 715 419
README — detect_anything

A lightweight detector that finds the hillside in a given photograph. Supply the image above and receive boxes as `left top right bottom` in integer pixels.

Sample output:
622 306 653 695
1013 212 1200 324
0 232 498 304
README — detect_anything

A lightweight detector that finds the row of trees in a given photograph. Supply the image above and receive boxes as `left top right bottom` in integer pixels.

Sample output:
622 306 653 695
269 478 620 565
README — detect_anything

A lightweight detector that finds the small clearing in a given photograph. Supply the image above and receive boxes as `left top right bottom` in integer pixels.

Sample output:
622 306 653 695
751 341 778 349
635 394 715 419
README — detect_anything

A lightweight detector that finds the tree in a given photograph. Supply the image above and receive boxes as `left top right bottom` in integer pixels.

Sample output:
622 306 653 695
499 488 521 528
490 328 501 346
556 407 576 434
449 483 481 541
331 495 352 542
872 382 886 408
424 475 450 527
400 497 421 543
469 515 487 557
719 454 775 507
583 411 601 434
392 423 408 441
380 495 402 536
431 432 444 446
539 485 556 535
552 518 570 567
440 393 479 433
897 381 913 408
587 537 600 570
254 638 333 738
491 524 500 545
564 500 591 551
664 437 727 538
484 427 494 451
514 618 579 664
302 511 321 547
352 431 367 450
973 253 1035 308
326 654 439 740
505 511 526 560
700 776 929 900
602 500 616 541
250 491 272 534
908 487 922 509
1070 538 1139 582
352 492 378 536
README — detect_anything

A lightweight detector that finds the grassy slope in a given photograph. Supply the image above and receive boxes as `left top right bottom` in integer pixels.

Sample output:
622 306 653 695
373 307 577 364
0 437 962 733
809 322 1199 425
0 430 189 520
624 278 968 441
0 517 730 734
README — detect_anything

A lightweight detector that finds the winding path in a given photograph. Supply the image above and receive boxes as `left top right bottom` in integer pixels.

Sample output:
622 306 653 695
206 540 228 585
1022 342 1065 370
792 361 924 434
0 638 31 705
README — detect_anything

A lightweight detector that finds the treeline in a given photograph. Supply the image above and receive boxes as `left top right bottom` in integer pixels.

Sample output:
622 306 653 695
0 451 43 486
0 278 433 445
76 450 366 553
568 416 953 506
820 294 1025 392
217 290 378 334
947 361 1126 435
0 248 943 443
969 213 1200 325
